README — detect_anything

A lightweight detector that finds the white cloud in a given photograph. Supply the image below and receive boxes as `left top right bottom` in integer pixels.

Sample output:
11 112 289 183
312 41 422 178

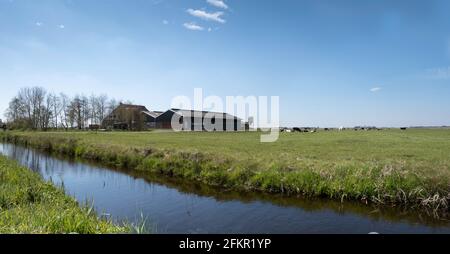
35 22 43 27
183 22 204 31
58 24 65 29
187 9 225 23
206 0 228 9
370 87 382 92
162 20 169 25
208 27 212 32
425 66 450 80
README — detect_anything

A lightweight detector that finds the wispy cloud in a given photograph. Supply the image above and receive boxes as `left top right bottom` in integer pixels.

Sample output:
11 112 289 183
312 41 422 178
206 0 228 10
58 24 65 29
35 22 43 27
425 66 450 80
183 22 204 31
187 9 225 23
162 20 169 25
370 87 382 92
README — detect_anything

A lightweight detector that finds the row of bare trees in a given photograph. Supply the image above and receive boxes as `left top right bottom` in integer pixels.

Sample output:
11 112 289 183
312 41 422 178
5 87 120 130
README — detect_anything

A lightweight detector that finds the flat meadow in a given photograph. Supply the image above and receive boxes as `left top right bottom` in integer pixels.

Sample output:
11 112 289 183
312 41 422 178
1 128 449 213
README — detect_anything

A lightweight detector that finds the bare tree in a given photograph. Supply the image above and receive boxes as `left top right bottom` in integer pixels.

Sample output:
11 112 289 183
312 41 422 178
5 87 119 130
67 100 76 129
70 95 83 129
89 94 98 125
81 95 90 128
47 93 62 128
16 88 32 127
5 97 23 122
107 98 119 116
96 94 108 124
29 87 46 129
41 95 53 130
59 93 70 129
12 87 47 129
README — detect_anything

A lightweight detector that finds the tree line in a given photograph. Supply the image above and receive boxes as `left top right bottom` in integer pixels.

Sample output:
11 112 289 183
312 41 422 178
4 86 122 130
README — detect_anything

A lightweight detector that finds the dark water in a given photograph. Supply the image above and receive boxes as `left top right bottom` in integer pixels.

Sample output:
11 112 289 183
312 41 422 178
1 143 449 234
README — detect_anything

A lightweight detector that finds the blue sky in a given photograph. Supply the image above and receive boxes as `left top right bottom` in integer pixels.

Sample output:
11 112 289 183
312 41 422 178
1 0 449 127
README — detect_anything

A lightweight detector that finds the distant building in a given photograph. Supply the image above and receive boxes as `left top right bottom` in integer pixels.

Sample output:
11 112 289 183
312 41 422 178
102 104 242 131
156 109 242 131
142 111 164 129
101 103 162 131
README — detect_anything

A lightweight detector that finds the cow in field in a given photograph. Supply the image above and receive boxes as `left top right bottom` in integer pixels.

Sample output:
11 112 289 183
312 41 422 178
293 127 302 132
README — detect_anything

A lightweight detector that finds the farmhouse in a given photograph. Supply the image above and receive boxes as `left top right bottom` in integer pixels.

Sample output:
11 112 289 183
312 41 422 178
101 103 162 131
102 104 242 131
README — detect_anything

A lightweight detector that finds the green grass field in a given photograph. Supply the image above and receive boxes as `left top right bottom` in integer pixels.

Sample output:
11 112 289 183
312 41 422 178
0 155 127 233
1 129 449 213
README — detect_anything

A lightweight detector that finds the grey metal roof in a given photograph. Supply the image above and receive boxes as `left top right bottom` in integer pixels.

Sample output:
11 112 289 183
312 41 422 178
142 111 163 118
170 109 241 120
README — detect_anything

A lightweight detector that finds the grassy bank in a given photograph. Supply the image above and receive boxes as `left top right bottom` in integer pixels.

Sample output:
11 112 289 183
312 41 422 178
1 130 449 214
0 155 127 233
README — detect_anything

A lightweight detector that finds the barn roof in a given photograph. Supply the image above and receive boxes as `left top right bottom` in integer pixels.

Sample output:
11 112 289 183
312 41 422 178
116 103 149 112
142 111 163 118
170 109 241 120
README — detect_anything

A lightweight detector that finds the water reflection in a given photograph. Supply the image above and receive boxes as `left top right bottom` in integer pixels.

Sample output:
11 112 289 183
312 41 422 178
1 143 449 234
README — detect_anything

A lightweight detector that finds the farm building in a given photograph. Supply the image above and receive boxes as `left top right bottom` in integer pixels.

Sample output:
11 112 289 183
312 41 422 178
101 103 162 131
156 109 243 131
142 110 164 129
102 104 242 131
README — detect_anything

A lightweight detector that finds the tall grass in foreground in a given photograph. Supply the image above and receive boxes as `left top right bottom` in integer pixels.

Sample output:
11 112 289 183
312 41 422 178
1 131 449 216
0 155 128 234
